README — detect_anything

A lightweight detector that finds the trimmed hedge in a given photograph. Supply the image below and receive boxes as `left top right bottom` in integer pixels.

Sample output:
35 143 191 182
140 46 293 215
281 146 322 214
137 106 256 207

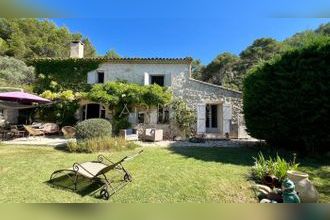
75 118 112 139
243 38 330 152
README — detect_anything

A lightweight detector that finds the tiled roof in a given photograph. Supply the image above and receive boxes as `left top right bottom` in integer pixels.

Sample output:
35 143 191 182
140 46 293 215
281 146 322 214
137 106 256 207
30 57 193 64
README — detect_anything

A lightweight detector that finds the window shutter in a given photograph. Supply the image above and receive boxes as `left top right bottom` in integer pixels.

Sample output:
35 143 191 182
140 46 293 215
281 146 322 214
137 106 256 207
196 103 206 134
223 103 232 134
87 72 96 84
144 72 150 85
223 103 232 120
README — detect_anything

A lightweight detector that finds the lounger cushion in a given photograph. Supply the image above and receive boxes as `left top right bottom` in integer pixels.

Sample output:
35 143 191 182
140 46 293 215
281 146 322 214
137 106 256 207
71 162 108 178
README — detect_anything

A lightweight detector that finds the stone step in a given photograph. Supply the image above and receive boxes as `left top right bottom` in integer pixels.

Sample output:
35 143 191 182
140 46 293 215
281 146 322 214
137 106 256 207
203 133 226 140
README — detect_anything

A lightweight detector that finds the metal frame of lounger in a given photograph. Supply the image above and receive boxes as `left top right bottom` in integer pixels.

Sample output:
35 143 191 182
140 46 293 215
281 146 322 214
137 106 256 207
49 150 143 200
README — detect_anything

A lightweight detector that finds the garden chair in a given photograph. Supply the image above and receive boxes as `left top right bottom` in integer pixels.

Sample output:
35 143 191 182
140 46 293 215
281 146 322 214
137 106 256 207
10 125 26 138
23 125 45 137
49 150 143 200
120 128 138 141
144 128 163 142
61 126 76 138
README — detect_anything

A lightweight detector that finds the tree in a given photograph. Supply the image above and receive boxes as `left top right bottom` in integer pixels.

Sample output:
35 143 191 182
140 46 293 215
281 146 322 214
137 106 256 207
0 18 97 59
243 36 330 152
315 22 330 35
104 49 121 58
239 38 283 70
283 31 321 50
0 56 35 87
201 53 240 87
190 59 205 80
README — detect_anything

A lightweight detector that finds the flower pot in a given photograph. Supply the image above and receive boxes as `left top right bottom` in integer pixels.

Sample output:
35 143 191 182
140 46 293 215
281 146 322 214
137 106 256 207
287 170 319 203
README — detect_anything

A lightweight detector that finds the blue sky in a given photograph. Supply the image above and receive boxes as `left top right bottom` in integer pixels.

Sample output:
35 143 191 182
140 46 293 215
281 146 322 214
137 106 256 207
28 0 330 63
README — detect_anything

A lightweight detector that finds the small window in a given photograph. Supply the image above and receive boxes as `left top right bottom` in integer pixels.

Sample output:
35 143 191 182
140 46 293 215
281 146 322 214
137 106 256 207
97 71 104 83
0 109 3 117
150 75 164 86
138 112 145 123
158 106 169 124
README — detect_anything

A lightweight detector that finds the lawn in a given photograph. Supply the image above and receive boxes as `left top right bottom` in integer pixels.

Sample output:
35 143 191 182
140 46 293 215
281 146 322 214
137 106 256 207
0 144 328 203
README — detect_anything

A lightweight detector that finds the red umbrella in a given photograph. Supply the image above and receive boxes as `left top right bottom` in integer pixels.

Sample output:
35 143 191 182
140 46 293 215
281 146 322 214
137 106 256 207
0 91 51 104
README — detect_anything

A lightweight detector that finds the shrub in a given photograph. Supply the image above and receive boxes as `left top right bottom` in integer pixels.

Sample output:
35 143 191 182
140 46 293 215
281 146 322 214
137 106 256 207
251 152 299 183
243 37 330 152
75 118 112 139
171 98 196 138
112 117 131 135
67 137 140 153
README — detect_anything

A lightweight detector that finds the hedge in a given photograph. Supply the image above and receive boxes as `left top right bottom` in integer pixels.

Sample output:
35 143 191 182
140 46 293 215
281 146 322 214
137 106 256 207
243 38 330 152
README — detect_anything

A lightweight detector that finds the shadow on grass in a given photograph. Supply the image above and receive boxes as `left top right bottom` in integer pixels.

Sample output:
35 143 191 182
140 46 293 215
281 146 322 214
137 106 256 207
45 174 105 198
45 173 129 199
53 145 71 153
167 146 259 166
168 144 329 167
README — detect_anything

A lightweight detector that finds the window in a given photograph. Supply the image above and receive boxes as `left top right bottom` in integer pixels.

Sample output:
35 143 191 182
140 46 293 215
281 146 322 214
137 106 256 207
97 71 104 83
138 112 145 123
150 75 164 86
158 106 169 124
82 104 106 120
0 109 3 117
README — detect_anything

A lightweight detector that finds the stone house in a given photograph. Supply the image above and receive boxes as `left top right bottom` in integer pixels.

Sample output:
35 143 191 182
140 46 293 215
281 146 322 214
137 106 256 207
71 42 248 139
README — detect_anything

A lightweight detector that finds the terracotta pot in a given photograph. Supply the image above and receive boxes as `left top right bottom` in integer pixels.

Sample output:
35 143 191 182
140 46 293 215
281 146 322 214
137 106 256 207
287 170 319 203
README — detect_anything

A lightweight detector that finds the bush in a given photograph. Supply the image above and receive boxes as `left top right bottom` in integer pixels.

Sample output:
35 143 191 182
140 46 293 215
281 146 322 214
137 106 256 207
251 152 299 183
243 37 330 152
75 118 112 139
112 117 131 135
67 137 140 153
171 98 196 138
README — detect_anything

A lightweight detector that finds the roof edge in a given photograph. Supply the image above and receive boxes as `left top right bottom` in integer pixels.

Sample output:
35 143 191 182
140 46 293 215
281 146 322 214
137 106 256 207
29 57 193 64
188 78 242 94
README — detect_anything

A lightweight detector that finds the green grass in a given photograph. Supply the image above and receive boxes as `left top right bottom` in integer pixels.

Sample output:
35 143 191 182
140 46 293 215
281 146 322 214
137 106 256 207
0 144 328 203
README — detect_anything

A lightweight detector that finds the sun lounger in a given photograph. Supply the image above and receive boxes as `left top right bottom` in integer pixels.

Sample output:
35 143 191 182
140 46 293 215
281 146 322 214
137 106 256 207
23 125 45 137
49 150 143 200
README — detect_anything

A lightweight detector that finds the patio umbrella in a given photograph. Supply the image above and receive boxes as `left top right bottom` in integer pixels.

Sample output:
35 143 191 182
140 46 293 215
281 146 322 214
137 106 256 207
0 91 51 104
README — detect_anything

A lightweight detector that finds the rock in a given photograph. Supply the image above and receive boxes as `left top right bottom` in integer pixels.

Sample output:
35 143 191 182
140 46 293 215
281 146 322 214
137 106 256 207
255 184 272 194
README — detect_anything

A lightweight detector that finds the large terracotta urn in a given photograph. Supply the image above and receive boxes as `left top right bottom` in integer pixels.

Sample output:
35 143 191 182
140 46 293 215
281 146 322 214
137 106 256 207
287 170 319 203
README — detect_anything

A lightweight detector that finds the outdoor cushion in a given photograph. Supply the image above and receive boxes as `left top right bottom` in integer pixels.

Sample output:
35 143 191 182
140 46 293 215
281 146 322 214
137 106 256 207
69 161 108 178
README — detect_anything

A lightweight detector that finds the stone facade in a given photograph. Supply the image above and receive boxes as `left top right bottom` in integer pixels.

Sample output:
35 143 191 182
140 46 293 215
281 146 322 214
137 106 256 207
85 59 246 139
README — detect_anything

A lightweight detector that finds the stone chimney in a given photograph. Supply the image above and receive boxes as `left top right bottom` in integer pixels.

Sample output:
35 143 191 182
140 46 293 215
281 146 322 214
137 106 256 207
70 41 84 58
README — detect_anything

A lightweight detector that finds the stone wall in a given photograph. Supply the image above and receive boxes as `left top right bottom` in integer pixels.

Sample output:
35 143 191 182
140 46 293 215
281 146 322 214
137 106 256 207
87 63 190 87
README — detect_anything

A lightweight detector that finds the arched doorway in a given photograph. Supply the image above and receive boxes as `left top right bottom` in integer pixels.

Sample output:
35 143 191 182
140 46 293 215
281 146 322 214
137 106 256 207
81 103 106 120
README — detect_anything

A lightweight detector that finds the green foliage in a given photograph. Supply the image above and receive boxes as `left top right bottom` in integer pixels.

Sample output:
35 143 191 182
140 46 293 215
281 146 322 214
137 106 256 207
112 118 131 135
37 90 81 126
104 49 121 58
0 56 35 87
67 137 139 153
29 58 103 93
243 36 330 152
171 98 196 138
251 152 299 183
0 18 96 59
190 59 205 79
75 118 112 140
88 81 172 108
